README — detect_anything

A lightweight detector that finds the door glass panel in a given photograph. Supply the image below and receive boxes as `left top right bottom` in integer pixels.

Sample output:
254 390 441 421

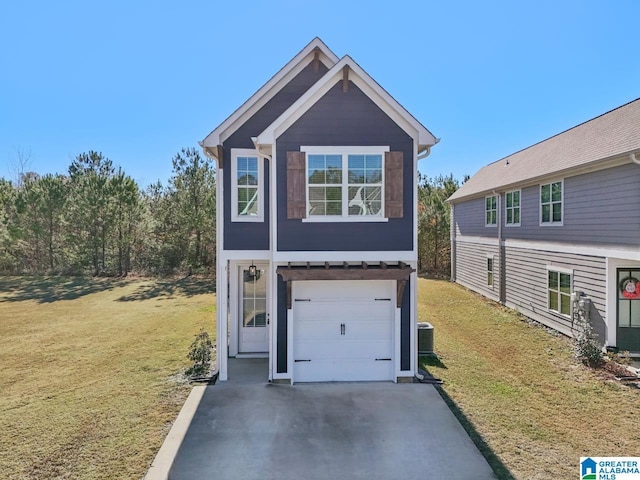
618 269 640 328
631 301 640 327
242 268 266 328
619 300 630 327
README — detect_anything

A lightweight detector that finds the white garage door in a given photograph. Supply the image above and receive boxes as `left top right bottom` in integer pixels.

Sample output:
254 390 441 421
293 280 394 382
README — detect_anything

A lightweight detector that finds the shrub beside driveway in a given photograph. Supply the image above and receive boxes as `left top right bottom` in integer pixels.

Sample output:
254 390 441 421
418 277 640 480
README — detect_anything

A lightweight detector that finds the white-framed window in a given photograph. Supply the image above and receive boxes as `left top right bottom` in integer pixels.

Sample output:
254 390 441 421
505 190 521 226
485 195 497 226
231 148 263 222
301 146 388 222
487 256 494 287
540 180 563 225
547 266 572 316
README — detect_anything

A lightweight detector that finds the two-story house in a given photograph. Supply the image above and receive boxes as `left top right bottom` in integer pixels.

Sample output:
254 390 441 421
448 98 640 353
200 38 438 383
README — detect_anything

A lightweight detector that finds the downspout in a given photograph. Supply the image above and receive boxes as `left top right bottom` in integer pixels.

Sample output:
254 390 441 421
251 137 274 382
450 203 456 282
415 140 440 382
493 189 506 305
251 137 272 162
417 138 441 160
200 142 227 381
631 152 640 165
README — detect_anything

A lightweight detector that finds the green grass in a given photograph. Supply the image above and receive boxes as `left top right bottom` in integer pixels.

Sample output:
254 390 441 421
4 275 638 479
0 276 215 480
418 278 640 479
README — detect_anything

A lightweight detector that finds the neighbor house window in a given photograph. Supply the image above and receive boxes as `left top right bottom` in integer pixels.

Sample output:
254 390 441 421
540 181 562 225
548 268 572 316
231 149 263 222
302 146 387 220
505 190 520 226
485 195 497 226
487 257 494 287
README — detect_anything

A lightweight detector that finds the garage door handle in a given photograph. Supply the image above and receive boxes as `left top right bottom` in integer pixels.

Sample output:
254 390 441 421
295 298 311 302
375 358 392 361
295 359 311 362
375 298 391 301
340 323 345 335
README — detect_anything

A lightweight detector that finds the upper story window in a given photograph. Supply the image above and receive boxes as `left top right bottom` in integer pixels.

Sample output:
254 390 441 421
301 146 388 222
547 267 572 316
540 180 563 225
485 195 497 226
231 149 263 222
505 190 520 226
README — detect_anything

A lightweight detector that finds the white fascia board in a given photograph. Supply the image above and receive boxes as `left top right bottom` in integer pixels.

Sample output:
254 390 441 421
271 251 417 263
201 38 339 148
256 55 437 148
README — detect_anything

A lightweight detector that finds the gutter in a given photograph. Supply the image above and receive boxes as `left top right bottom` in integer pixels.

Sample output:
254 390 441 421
251 137 272 161
417 138 441 160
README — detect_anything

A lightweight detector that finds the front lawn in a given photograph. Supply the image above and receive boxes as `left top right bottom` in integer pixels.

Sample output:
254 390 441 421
418 277 640 479
0 276 215 480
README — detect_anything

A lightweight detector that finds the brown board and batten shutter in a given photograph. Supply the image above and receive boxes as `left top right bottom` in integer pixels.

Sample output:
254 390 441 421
287 151 306 219
385 151 404 218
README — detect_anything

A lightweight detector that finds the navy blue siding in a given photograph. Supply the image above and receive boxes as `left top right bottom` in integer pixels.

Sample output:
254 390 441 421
400 278 411 371
223 61 329 250
277 275 288 373
276 81 414 251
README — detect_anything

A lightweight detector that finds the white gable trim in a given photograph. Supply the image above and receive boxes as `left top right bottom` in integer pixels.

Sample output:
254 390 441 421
255 56 437 152
201 38 339 148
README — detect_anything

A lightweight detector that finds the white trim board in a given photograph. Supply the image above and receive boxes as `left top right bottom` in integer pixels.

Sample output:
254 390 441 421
202 38 339 148
454 235 500 247
454 235 640 261
271 251 417 263
503 239 640 261
220 250 271 261
256 56 437 152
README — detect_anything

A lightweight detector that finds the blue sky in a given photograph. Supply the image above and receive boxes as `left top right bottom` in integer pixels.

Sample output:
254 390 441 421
1 0 639 187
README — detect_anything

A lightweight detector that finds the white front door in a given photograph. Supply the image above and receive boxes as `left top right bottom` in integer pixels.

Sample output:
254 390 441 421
238 264 269 353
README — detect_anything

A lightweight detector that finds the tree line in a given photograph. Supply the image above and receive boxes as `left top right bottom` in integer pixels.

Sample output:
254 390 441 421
0 148 215 276
1 149 461 277
417 173 465 277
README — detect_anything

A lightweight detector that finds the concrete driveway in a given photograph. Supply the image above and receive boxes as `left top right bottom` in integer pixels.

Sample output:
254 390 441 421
164 362 496 480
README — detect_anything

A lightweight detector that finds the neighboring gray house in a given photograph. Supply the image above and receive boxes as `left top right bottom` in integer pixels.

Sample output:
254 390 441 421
448 98 640 352
199 38 438 383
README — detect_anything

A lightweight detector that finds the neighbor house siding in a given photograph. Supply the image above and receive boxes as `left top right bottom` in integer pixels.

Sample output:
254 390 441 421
501 163 640 246
276 81 414 252
454 197 496 238
503 246 606 338
223 61 329 251
455 240 500 302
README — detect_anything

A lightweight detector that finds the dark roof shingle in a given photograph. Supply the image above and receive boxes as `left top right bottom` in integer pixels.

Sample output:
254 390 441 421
448 98 640 202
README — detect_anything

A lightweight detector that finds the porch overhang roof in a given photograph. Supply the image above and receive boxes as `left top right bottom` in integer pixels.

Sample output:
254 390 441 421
276 262 415 308
276 262 414 282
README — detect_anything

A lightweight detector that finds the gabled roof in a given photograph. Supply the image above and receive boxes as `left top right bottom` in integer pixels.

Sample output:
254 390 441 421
200 37 339 152
256 55 438 154
448 97 640 202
